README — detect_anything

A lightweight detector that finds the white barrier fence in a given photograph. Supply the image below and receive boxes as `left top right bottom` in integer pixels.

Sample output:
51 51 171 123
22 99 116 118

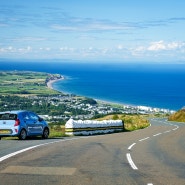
65 119 124 136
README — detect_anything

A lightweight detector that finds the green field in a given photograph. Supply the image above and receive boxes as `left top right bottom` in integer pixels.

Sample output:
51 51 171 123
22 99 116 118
0 71 60 95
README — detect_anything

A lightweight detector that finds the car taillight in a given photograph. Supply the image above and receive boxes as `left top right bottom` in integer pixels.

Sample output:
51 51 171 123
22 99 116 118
14 119 20 126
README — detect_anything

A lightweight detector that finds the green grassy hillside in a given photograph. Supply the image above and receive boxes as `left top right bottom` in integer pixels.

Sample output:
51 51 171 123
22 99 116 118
0 71 60 95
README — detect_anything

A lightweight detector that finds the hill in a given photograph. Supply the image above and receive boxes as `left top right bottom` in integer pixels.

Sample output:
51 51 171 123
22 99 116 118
0 71 61 95
168 108 185 122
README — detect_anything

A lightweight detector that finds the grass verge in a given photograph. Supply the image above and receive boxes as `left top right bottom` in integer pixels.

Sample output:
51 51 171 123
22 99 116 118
96 114 150 131
49 125 66 138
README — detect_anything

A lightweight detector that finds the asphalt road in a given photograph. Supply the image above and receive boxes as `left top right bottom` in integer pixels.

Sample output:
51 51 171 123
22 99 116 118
0 118 185 185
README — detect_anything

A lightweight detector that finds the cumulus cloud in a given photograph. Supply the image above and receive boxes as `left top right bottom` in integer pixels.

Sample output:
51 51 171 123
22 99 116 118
147 40 185 51
147 40 166 51
1 39 185 61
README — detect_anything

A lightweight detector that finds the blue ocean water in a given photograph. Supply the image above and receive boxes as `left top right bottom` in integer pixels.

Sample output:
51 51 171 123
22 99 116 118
0 60 185 110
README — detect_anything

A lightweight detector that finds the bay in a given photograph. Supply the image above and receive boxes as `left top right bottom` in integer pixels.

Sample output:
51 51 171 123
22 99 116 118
0 60 185 110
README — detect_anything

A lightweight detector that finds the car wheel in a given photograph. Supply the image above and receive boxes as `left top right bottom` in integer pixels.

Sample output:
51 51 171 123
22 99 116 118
42 128 49 139
19 129 27 140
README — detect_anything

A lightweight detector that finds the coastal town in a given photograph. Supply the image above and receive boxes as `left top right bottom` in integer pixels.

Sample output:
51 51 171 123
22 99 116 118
0 87 175 123
29 93 174 122
35 74 175 121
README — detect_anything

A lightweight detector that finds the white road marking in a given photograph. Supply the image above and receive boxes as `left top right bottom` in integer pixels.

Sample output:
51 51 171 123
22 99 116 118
126 119 180 185
153 133 162 137
0 137 89 163
139 137 150 142
164 130 171 133
0 140 62 163
126 153 138 170
128 143 136 150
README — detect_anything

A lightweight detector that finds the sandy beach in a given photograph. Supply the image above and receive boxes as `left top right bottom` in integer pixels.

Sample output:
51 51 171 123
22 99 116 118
47 77 64 90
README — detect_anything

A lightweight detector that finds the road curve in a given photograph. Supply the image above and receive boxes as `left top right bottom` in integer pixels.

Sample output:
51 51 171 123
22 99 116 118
0 118 185 185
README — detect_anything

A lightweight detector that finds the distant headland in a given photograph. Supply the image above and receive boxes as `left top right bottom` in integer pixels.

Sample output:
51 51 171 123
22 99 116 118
46 74 64 90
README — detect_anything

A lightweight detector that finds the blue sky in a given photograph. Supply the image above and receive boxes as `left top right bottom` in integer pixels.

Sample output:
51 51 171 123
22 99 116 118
0 0 185 62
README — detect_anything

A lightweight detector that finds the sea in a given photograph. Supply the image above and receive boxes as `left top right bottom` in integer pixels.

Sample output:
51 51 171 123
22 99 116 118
0 60 185 111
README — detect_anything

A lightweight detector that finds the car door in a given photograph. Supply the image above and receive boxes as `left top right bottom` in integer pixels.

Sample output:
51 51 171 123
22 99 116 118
28 112 43 135
22 112 35 135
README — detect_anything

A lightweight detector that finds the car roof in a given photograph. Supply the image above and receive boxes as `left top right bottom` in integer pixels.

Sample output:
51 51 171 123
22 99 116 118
0 110 29 114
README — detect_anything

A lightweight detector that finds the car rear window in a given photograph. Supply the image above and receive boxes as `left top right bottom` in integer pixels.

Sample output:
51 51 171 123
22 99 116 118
0 113 17 120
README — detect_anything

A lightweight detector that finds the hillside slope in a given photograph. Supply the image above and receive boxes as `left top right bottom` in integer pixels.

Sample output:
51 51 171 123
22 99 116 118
168 108 185 122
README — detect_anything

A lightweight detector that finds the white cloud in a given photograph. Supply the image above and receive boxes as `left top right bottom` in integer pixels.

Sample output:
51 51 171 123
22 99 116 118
135 46 145 52
117 44 124 50
51 19 136 33
167 42 185 49
0 46 32 54
148 40 166 51
0 46 15 53
51 25 78 31
147 40 185 51
11 37 47 42
45 47 51 51
27 46 32 51
59 47 75 52
1 40 185 61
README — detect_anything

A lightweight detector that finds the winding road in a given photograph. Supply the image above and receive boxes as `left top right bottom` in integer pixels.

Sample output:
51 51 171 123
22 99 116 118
0 118 185 185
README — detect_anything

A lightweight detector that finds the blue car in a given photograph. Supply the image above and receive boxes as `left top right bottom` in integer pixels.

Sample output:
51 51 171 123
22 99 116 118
0 110 49 140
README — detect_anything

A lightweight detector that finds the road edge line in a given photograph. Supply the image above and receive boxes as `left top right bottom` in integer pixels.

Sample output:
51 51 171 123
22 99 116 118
126 153 138 170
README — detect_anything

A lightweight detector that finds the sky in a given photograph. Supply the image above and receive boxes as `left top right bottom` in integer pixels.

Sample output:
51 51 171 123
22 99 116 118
0 0 185 62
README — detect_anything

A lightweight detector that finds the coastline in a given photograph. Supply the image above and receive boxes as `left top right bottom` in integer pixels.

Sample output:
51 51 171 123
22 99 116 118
0 61 184 111
46 76 128 106
47 76 64 90
46 76 175 113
